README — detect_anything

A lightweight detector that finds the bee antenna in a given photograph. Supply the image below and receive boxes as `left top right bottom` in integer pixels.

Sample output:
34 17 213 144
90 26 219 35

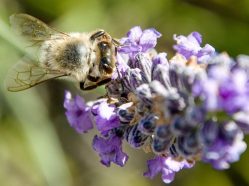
112 38 121 47
90 30 105 41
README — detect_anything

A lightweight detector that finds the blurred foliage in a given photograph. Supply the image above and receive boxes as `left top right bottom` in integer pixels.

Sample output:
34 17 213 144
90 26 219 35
0 0 249 186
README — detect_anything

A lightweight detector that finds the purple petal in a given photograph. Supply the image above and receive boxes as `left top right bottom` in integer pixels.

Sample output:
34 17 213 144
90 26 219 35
233 112 249 133
118 43 142 53
64 91 74 109
161 169 175 184
143 156 164 179
199 44 215 56
95 101 120 133
115 148 129 167
112 53 130 79
144 156 194 184
149 28 162 37
208 65 229 81
118 27 161 57
64 91 93 133
152 64 171 90
127 26 143 42
202 122 247 170
139 28 161 52
124 68 148 91
134 53 153 82
202 79 219 111
92 135 128 167
173 34 200 58
91 98 107 115
173 32 215 62
75 95 87 109
164 156 194 171
191 31 202 44
152 52 168 65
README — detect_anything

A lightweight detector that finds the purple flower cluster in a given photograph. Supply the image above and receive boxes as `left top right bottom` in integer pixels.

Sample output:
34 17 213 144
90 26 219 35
64 27 249 184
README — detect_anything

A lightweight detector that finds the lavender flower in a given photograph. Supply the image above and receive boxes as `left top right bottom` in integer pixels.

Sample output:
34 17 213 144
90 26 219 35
63 26 249 184
92 135 128 167
144 156 194 184
64 91 93 133
173 32 215 63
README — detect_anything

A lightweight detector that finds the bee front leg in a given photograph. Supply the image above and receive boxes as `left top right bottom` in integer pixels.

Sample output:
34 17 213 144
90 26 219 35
79 81 98 91
79 82 85 90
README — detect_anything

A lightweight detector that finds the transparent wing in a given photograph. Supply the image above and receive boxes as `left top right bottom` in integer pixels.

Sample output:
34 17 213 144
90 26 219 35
10 13 66 43
5 59 67 92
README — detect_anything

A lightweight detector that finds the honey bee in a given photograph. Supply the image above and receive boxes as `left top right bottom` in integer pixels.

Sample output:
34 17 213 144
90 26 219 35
5 13 119 92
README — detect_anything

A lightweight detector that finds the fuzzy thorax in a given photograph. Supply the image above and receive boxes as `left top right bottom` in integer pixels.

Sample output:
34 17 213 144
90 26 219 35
39 32 97 82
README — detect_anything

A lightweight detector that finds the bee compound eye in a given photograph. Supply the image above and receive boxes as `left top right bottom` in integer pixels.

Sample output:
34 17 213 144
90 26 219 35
101 57 113 73
98 42 109 51
101 56 110 65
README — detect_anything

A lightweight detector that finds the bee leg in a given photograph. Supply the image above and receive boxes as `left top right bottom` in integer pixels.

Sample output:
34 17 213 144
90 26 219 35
87 75 100 82
79 82 85 90
90 30 105 41
82 85 98 90
79 81 98 90
97 78 111 86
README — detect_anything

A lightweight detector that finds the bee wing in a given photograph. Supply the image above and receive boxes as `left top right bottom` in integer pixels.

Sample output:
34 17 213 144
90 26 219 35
5 59 67 92
10 13 67 44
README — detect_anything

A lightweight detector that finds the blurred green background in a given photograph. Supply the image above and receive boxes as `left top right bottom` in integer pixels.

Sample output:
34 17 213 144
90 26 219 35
0 0 249 186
